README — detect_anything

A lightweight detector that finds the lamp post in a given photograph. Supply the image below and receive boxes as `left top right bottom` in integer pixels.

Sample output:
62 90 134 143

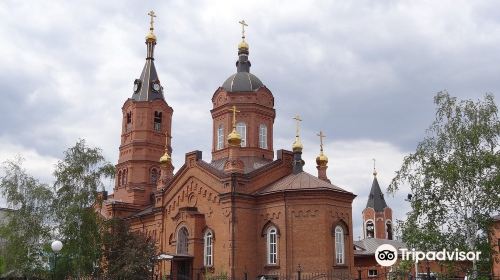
51 240 63 280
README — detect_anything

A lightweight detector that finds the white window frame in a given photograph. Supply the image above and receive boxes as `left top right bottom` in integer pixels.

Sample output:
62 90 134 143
335 225 345 264
236 122 247 147
217 125 224 150
267 226 278 265
204 230 213 267
259 124 267 149
368 269 378 277
176 227 189 254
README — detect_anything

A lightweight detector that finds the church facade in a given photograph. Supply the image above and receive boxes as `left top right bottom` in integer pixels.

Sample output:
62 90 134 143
98 13 356 279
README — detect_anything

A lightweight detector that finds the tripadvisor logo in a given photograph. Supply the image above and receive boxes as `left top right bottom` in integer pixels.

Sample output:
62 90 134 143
375 244 398 266
375 244 482 267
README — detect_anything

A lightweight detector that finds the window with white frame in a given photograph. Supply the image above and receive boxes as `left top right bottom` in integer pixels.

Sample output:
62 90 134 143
217 125 224 150
335 225 345 264
259 124 267 149
267 226 278 265
177 227 188 254
236 122 247 147
204 230 213 266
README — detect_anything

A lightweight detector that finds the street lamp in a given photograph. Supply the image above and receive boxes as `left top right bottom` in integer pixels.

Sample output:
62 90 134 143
51 240 63 280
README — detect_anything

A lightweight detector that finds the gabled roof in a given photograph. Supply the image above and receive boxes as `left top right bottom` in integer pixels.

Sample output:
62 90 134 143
210 156 273 174
365 176 388 212
256 171 352 195
354 238 406 256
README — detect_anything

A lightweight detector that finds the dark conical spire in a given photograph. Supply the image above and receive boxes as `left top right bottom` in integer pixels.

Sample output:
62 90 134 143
365 173 388 212
131 11 165 102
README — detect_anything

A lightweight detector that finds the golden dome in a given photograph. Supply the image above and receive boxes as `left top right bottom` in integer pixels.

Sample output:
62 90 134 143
227 129 242 146
159 151 171 164
292 137 303 152
316 151 328 166
238 40 249 50
145 30 157 41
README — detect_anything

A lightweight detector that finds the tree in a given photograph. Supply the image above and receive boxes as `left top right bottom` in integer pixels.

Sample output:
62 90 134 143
52 139 114 278
101 218 157 280
0 157 53 278
388 92 500 274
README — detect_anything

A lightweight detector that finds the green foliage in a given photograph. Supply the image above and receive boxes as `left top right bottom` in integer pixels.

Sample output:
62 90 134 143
0 157 52 278
389 92 500 272
101 218 157 280
52 139 114 278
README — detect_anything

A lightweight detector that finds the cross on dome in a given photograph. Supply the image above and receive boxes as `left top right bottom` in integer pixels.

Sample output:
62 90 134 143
148 10 156 30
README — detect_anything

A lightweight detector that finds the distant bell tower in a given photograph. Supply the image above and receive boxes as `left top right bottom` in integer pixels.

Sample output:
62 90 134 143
362 160 393 239
113 11 173 206
210 20 276 167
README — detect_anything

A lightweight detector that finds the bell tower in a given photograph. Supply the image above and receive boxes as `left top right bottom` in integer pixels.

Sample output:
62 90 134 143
113 11 173 206
362 160 393 239
211 20 276 164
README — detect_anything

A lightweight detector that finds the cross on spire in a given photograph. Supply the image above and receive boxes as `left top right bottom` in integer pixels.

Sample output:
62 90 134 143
372 158 377 176
148 10 156 31
229 105 240 129
317 131 326 151
238 20 248 40
293 115 302 137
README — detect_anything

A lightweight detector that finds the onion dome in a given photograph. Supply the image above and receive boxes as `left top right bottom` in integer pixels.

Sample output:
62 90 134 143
316 151 328 166
159 151 171 165
227 128 242 146
292 136 303 152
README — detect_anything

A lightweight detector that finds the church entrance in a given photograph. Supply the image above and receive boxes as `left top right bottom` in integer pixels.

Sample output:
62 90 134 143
173 258 192 280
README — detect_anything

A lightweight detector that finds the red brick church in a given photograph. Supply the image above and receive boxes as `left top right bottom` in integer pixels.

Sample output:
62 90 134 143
97 12 357 279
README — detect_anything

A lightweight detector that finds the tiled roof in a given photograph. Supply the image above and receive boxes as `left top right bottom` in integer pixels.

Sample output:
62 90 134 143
354 238 406 256
256 171 352 195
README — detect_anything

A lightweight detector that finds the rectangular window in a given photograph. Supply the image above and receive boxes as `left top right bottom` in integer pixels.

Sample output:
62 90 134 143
236 123 247 147
267 228 277 265
154 111 162 132
259 124 267 149
368 270 378 277
126 112 132 132
217 125 224 150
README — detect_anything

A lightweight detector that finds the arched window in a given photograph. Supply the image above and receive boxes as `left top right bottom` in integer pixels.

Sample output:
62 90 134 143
217 125 224 150
267 226 278 265
204 230 213 267
154 111 162 132
177 227 188 254
386 221 393 240
117 171 122 187
335 226 345 264
121 169 127 186
151 168 158 184
366 221 374 238
236 122 247 147
259 124 267 149
126 112 132 132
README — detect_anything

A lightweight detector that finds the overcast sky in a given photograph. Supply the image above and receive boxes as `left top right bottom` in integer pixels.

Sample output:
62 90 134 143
1 0 499 239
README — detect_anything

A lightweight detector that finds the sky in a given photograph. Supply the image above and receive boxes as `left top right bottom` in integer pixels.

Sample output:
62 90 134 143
1 0 499 239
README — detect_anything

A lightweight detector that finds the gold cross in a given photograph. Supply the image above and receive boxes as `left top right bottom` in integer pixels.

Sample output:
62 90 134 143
148 10 156 30
317 131 326 151
293 115 302 137
229 105 240 129
238 20 248 39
